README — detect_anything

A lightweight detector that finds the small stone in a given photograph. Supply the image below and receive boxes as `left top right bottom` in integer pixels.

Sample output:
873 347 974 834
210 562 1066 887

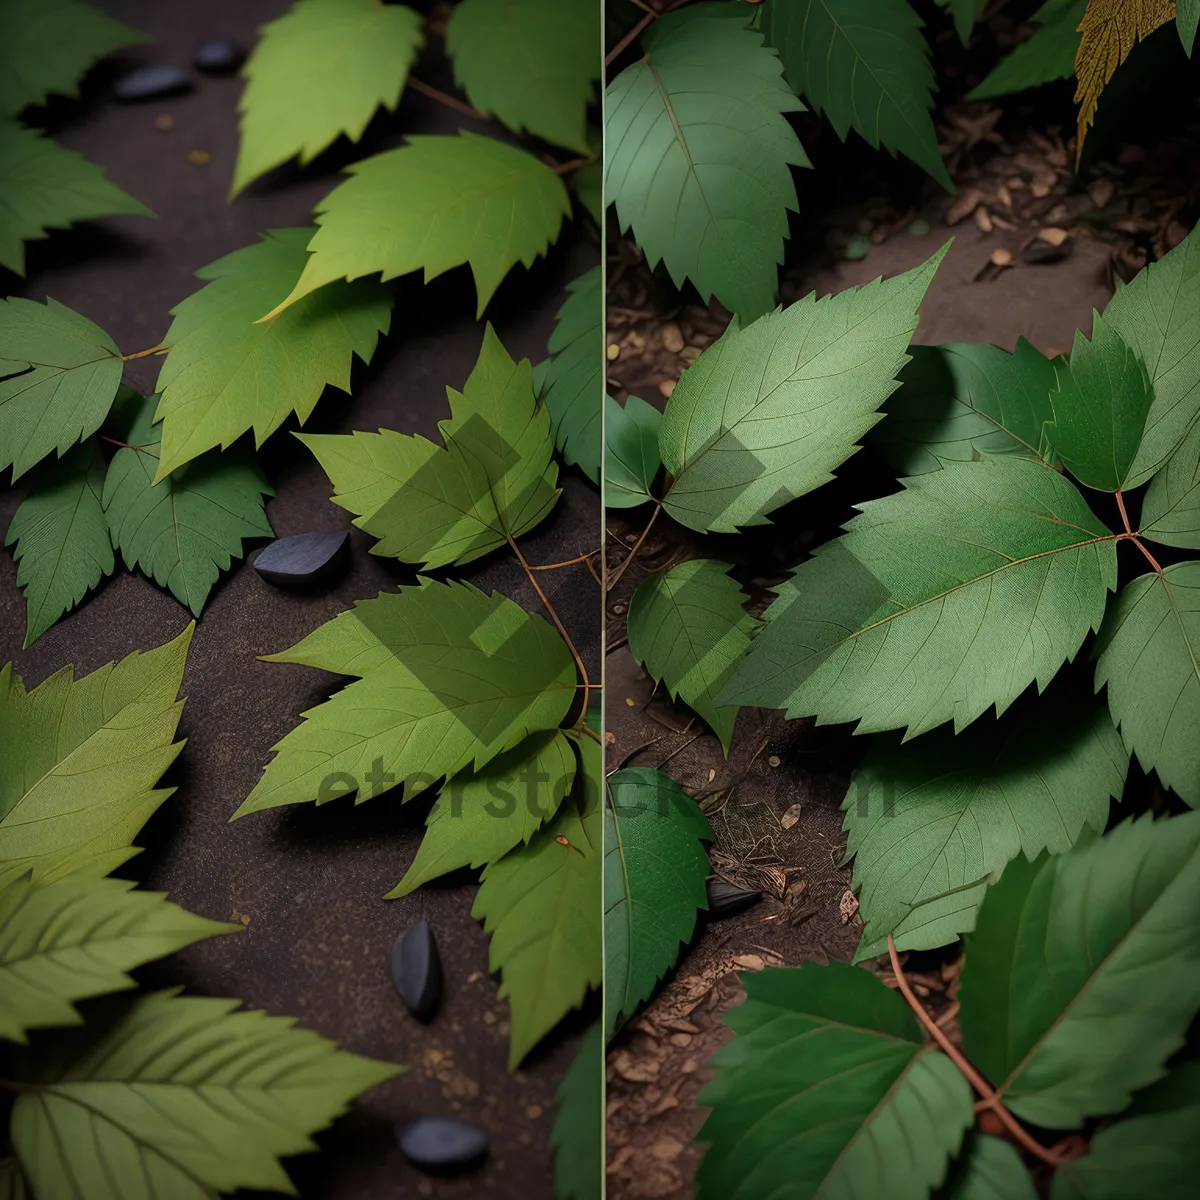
114 65 191 102
989 248 1014 268
767 754 780 768
194 38 245 73
705 877 762 920
188 149 211 166
153 113 174 132
390 918 443 1021
396 1117 488 1171
607 342 621 360
254 530 349 587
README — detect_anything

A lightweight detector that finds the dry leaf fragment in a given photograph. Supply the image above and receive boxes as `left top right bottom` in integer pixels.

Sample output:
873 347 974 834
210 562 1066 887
780 802 803 830
839 889 860 924
1074 0 1176 166
946 187 983 225
1038 226 1071 246
974 207 994 233
660 322 684 353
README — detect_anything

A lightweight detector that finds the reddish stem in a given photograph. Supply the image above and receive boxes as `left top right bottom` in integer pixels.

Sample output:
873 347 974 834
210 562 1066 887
606 502 661 591
406 77 485 121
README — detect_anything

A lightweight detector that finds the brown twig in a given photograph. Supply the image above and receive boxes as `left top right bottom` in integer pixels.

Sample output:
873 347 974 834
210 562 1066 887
121 343 167 361
887 935 1064 1168
606 11 656 66
528 549 600 570
607 502 661 591
407 77 485 121
551 156 592 176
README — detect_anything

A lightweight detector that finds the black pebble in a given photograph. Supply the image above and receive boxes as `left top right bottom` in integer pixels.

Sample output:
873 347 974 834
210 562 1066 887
113 66 192 102
194 38 245 73
705 877 762 920
396 1117 488 1172
390 918 442 1020
254 530 349 588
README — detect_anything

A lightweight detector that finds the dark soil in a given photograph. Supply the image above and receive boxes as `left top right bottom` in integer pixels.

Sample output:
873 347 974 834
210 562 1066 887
602 4 1200 1194
0 3 600 1198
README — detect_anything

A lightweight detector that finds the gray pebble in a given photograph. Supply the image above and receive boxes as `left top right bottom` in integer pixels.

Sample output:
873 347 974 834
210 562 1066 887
396 1117 488 1171
114 66 192 102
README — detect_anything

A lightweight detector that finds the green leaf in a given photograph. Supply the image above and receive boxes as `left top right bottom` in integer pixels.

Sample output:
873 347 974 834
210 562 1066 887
938 1135 1038 1200
103 392 274 617
969 1 1086 100
385 729 577 897
152 228 393 478
1103 219 1200 487
540 266 602 481
605 768 712 1038
855 887 988 963
10 989 400 1198
302 324 559 569
0 0 148 117
1047 314 1153 491
604 2 808 320
235 580 577 816
845 678 1128 955
696 962 974 1200
660 246 945 532
605 394 661 509
231 0 423 195
265 133 571 320
0 626 192 887
1051 1061 1200 1200
551 1019 603 1200
0 297 122 480
876 339 1059 476
572 158 602 226
626 559 756 754
4 441 114 647
937 0 987 45
959 811 1200 1128
1095 563 1200 806
1141 410 1200 548
764 0 953 191
446 0 599 155
473 791 602 1069
0 873 235 1043
1180 0 1200 54
0 121 152 277
725 456 1117 737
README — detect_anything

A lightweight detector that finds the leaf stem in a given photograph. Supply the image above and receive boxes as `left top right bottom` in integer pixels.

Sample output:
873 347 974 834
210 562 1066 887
551 156 592 176
886 935 1065 1168
606 501 661 591
121 343 167 361
606 12 656 65
507 533 592 723
406 77 485 121
98 434 148 452
527 549 600 570
1115 489 1165 575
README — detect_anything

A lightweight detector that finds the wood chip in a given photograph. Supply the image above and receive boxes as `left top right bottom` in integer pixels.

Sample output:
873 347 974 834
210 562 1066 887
660 322 685 353
989 248 1013 267
839 890 860 924
658 379 676 398
780 802 803 830
1031 179 1053 199
945 187 983 225
996 183 1012 208
1089 178 1115 208
974 207 994 233
1038 226 1070 247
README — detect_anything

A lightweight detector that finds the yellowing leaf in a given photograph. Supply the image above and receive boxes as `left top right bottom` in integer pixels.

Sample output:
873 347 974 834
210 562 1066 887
231 0 424 195
1074 0 1176 163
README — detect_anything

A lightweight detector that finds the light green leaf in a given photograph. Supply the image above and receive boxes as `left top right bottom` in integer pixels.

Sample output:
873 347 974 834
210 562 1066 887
626 560 756 754
540 266 602 481
660 246 945 532
969 1 1086 100
235 580 576 816
0 626 191 887
0 873 235 1043
725 456 1117 738
152 228 392 478
103 392 273 617
0 121 152 277
605 767 712 1038
10 989 400 1199
231 0 423 195
959 811 1200 1128
4 441 114 647
764 0 953 190
876 339 1059 476
385 729 577 897
845 678 1128 955
696 962 974 1200
1051 1061 1200 1200
938 1135 1038 1200
265 133 571 320
302 324 559 569
937 0 987 44
552 1019 602 1200
604 2 808 320
446 0 599 155
1047 313 1153 491
0 0 148 116
604 394 661 508
0 297 122 480
1141 416 1200 548
1095 563 1200 806
473 793 602 1069
1104 219 1200 487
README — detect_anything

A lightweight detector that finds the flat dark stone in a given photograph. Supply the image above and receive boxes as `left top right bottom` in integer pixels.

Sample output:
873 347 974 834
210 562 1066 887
390 918 442 1021
194 38 245 73
113 65 192 102
705 877 762 921
254 530 349 588
396 1117 488 1171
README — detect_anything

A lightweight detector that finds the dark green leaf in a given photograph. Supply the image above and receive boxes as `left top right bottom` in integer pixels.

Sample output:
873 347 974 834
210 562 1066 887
1141 419 1200 548
552 1020 602 1200
938 1134 1038 1200
1181 0 1200 54
604 394 661 508
541 266 602 481
937 0 987 44
969 1 1086 100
